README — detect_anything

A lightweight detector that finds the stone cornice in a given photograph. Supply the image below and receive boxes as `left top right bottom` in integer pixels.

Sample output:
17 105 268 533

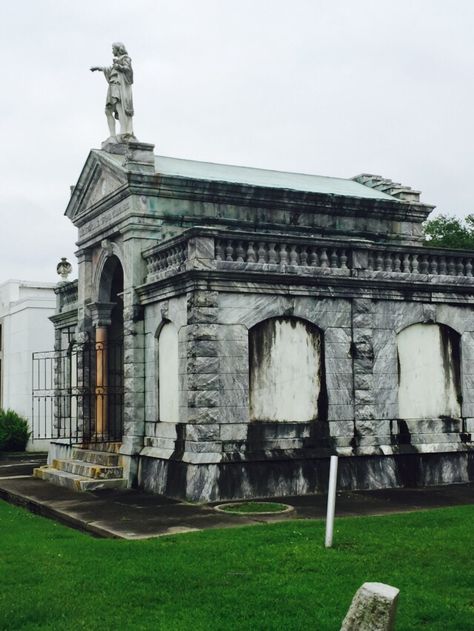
127 173 433 222
50 309 78 328
136 267 474 306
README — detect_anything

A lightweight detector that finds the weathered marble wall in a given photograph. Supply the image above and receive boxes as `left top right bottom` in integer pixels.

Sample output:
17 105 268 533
135 285 474 500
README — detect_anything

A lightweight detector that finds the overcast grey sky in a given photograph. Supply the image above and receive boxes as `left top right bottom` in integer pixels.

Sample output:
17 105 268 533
1 0 474 282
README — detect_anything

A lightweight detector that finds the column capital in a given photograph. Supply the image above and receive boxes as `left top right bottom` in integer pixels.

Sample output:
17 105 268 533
89 301 115 327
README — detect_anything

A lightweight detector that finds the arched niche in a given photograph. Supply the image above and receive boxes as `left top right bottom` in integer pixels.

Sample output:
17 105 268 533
98 256 124 337
157 321 179 423
397 323 461 419
96 255 124 440
249 317 326 422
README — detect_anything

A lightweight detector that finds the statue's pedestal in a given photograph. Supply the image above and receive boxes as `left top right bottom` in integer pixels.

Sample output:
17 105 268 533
101 134 135 153
101 137 155 174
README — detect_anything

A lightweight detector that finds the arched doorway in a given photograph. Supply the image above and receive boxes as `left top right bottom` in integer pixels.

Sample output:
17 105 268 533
95 256 124 442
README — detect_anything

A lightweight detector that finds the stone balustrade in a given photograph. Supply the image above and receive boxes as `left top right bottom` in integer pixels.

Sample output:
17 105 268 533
144 238 188 280
215 238 349 270
363 249 473 277
142 230 474 284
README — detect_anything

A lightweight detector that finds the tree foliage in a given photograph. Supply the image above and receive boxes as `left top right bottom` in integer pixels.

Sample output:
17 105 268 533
423 214 474 250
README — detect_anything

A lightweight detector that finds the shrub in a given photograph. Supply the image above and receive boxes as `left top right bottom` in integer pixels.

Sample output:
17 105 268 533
0 409 31 451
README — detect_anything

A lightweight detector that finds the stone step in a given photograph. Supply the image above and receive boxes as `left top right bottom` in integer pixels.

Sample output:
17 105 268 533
52 458 123 480
72 448 120 467
79 441 122 454
33 466 127 492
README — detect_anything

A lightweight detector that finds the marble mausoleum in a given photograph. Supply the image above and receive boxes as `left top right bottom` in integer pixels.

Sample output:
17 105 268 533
34 138 474 500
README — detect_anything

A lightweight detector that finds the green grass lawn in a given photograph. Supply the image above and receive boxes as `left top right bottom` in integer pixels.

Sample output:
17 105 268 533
0 501 472 630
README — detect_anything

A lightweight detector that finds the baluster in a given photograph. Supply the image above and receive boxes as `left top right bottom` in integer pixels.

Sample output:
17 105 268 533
225 240 234 261
320 248 329 268
300 246 308 266
289 245 298 265
257 242 266 264
367 251 374 270
393 253 401 272
466 258 473 277
439 256 447 275
215 240 224 261
173 246 179 266
384 252 392 272
412 254 419 273
447 257 456 275
420 255 429 274
340 249 348 269
246 241 256 263
456 258 465 276
375 251 383 271
330 249 338 268
309 246 318 266
236 241 245 262
402 253 410 273
279 243 288 265
430 256 438 275
268 242 277 264
166 249 174 268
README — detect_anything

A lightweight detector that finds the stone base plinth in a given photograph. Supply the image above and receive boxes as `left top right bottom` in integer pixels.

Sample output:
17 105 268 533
137 450 474 502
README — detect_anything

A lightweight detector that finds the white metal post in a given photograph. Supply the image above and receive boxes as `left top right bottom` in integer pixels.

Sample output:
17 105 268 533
325 455 339 548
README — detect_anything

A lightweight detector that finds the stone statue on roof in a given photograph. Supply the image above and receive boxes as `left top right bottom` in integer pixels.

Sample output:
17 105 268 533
91 42 135 142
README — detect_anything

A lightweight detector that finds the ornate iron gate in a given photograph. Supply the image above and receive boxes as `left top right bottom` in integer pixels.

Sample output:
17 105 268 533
32 340 124 444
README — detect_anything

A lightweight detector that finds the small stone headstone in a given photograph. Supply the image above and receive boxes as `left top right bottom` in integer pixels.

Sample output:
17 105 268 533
340 582 399 631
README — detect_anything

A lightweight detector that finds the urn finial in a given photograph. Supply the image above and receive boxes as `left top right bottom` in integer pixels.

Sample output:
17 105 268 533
57 257 72 282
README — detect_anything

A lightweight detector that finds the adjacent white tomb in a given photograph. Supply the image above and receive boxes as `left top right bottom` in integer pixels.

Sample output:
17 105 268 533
0 280 56 450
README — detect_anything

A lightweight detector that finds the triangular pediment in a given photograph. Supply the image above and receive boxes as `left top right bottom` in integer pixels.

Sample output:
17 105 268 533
65 150 128 223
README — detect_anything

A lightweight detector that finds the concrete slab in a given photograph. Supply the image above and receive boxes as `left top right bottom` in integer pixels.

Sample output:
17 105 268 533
0 453 47 478
0 474 472 540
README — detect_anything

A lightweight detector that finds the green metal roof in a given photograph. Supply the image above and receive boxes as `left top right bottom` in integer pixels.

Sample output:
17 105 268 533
153 155 398 201
99 149 398 201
